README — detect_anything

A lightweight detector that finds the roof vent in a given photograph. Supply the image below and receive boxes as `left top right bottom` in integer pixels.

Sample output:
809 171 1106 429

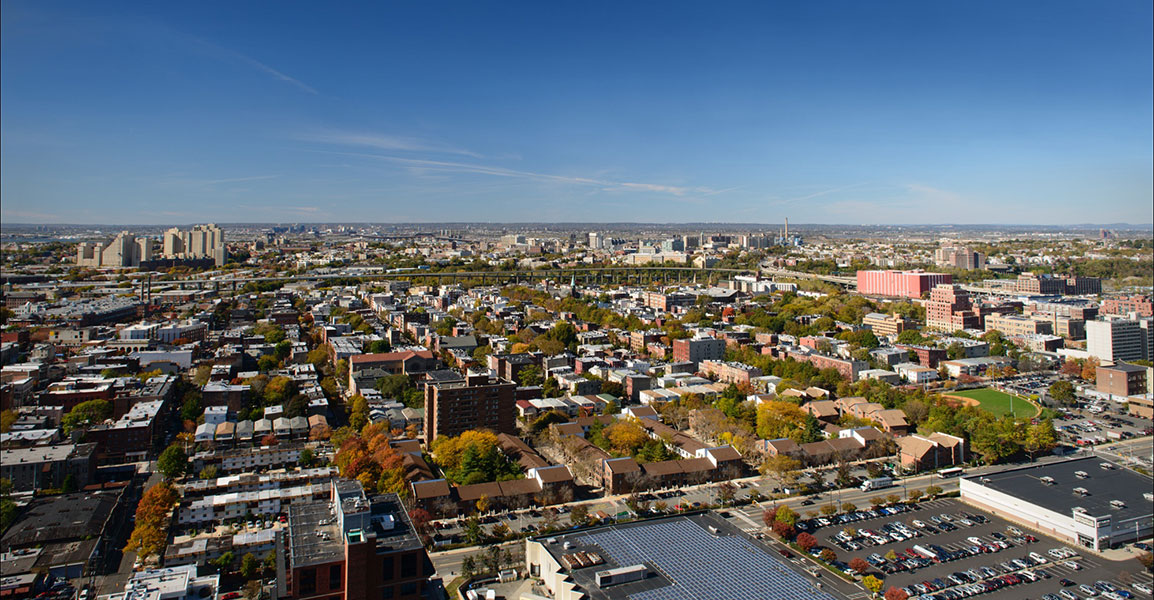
1074 471 1089 479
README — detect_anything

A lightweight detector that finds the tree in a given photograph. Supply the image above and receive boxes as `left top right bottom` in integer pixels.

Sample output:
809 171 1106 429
849 557 871 574
213 551 236 572
885 587 910 600
0 410 17 433
516 365 543 387
244 580 262 600
263 376 298 406
570 504 590 527
907 489 924 502
240 552 258 579
158 444 189 480
61 399 112 434
349 394 369 431
464 516 482 544
1023 419 1058 458
841 502 857 513
819 548 837 563
762 506 779 528
761 454 801 486
1136 552 1153 571
180 392 203 422
199 466 219 480
775 505 798 527
924 485 943 498
863 575 884 594
1048 380 1075 405
796 532 818 552
299 448 315 467
1081 357 1099 383
717 481 736 506
1058 359 1080 377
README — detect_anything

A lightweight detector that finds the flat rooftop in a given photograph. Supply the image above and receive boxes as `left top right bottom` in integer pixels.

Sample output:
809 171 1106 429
965 456 1154 522
534 513 835 600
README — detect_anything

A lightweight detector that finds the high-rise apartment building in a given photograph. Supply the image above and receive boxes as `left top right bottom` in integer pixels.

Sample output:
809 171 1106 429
934 245 986 270
424 371 516 442
76 231 154 267
1086 317 1153 363
856 270 953 299
925 284 980 332
162 224 227 266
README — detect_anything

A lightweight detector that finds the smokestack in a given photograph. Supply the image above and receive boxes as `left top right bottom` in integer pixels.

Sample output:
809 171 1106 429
784 218 789 241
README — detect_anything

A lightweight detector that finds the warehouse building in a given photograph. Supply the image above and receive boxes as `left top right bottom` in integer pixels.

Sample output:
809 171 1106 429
525 513 835 600
960 456 1153 551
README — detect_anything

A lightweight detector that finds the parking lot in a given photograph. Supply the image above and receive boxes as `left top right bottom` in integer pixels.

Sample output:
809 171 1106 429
802 498 1154 600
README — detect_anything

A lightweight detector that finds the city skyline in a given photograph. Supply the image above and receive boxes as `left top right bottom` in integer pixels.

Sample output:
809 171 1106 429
2 1 1152 225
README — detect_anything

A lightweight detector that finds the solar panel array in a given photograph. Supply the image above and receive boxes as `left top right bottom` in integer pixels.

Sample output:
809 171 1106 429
579 519 836 600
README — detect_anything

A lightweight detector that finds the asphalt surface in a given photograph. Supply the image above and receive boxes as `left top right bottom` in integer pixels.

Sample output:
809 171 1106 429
804 497 1154 600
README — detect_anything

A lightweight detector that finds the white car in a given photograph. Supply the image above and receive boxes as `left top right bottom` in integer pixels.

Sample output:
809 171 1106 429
1132 582 1152 594
967 536 984 545
1029 552 1048 563
912 520 926 528
1007 526 1023 536
1065 560 1081 570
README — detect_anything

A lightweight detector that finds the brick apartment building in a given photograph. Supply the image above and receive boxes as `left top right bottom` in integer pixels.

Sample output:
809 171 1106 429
925 284 980 332
424 371 516 442
278 480 433 600
700 361 763 386
1102 296 1153 318
672 337 726 366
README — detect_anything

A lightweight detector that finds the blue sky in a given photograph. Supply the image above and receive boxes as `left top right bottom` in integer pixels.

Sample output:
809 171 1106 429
2 1 1151 225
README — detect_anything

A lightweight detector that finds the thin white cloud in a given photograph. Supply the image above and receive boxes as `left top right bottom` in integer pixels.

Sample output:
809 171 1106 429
298 130 482 158
187 36 318 95
904 183 963 203
316 150 718 197
779 182 868 204
154 174 280 187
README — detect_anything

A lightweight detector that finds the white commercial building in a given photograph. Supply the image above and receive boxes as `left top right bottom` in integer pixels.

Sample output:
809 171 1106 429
960 456 1153 551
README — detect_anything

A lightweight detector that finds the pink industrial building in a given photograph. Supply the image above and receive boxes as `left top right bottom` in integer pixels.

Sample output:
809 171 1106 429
856 270 952 299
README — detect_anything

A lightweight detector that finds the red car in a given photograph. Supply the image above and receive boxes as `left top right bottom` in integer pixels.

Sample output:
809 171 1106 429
221 593 242 600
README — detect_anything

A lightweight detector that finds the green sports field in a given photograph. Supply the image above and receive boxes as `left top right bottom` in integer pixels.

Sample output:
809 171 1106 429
949 388 1037 418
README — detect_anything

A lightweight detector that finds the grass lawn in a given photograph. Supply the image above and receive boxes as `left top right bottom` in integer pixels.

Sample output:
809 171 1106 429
950 388 1036 418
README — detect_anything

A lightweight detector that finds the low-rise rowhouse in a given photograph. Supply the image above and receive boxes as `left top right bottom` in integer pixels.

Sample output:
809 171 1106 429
960 457 1153 551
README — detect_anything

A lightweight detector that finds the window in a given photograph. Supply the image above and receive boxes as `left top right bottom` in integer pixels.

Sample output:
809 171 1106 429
329 565 342 590
399 583 417 596
298 568 316 595
381 556 394 581
400 553 416 577
381 586 394 600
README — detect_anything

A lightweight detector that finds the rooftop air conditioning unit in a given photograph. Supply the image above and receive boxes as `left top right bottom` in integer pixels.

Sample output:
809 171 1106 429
1110 500 1125 508
1074 471 1089 479
1100 462 1114 469
1073 487 1089 496
1040 476 1055 485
